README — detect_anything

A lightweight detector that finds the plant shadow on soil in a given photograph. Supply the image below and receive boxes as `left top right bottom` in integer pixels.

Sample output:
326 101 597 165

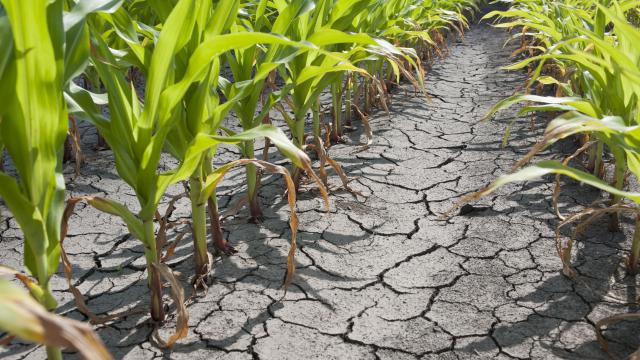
451 145 640 358
5 97 640 360
330 86 640 357
50 173 370 359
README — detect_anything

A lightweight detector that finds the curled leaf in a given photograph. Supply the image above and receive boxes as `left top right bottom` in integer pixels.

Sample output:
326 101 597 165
200 159 305 289
444 160 640 218
59 197 146 324
595 313 640 357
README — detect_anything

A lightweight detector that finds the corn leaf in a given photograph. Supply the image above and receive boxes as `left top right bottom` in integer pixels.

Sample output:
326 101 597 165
0 279 113 360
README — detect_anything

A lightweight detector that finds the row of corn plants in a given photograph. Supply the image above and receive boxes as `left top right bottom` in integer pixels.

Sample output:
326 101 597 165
0 0 479 358
455 0 640 354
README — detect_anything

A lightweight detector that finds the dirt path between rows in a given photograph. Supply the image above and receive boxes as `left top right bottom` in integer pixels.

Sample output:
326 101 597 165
2 12 639 360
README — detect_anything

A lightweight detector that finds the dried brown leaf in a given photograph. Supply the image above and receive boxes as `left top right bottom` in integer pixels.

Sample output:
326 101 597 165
59 197 146 324
151 263 189 348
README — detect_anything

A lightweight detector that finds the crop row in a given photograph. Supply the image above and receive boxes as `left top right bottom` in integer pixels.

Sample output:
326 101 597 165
0 0 478 358
459 0 640 353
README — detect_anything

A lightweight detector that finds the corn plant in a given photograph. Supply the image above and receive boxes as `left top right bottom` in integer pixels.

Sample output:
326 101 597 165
265 0 384 189
69 0 229 325
224 0 307 221
133 0 324 279
0 0 120 358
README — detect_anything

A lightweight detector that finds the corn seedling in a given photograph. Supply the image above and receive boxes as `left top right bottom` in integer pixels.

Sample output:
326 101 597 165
66 0 258 335
224 0 311 221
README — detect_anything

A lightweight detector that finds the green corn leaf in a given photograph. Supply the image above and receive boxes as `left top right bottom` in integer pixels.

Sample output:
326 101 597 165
206 0 239 37
63 0 123 84
63 21 91 85
503 53 607 88
64 0 123 30
536 76 561 85
484 94 599 120
158 32 316 123
306 28 377 46
296 63 365 84
101 8 148 67
86 197 145 242
0 173 48 269
0 13 12 83
211 124 310 169
0 0 70 291
142 0 197 131
479 160 640 204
